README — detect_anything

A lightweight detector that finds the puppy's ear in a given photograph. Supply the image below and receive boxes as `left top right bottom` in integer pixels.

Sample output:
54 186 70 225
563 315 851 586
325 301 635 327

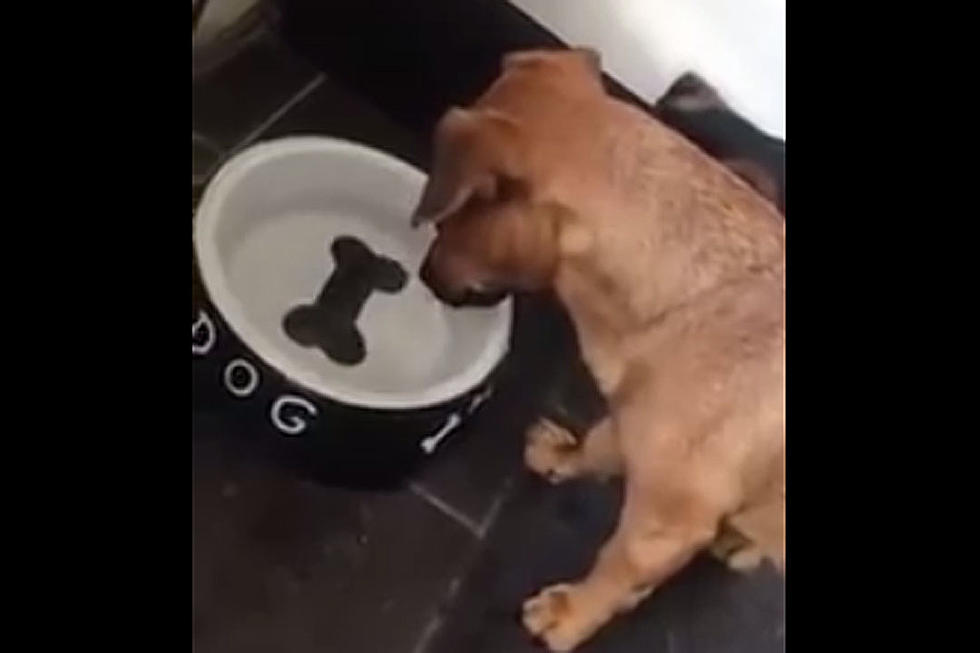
412 108 523 226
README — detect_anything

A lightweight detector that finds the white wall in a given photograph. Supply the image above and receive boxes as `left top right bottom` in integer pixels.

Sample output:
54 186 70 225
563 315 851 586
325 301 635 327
510 0 785 139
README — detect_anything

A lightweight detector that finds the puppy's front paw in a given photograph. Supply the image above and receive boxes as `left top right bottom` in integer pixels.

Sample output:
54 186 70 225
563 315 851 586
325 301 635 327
522 584 588 652
524 419 579 483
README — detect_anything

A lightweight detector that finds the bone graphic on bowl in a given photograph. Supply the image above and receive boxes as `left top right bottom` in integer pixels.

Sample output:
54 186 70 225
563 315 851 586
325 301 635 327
283 236 407 365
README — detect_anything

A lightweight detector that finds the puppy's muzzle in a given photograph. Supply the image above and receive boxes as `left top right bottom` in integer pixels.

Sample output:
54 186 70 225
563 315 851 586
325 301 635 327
419 256 508 308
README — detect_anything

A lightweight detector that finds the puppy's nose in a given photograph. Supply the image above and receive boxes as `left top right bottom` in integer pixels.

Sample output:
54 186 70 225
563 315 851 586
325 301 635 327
420 257 469 306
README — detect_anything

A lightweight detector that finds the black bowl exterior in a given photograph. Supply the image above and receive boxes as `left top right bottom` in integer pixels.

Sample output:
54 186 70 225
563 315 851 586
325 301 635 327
192 263 499 489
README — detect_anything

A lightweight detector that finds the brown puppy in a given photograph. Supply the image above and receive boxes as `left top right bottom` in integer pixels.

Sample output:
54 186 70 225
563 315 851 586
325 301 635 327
414 49 784 652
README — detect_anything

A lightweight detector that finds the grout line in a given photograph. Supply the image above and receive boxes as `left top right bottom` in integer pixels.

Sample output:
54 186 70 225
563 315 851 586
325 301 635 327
229 73 325 153
199 71 323 186
410 612 446 653
476 474 515 539
192 130 224 156
408 535 480 653
193 131 226 188
408 474 521 653
408 482 482 539
409 476 519 653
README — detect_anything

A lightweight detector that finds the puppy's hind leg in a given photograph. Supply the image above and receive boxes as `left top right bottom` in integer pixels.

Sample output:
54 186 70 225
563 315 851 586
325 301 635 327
709 521 765 572
522 470 723 651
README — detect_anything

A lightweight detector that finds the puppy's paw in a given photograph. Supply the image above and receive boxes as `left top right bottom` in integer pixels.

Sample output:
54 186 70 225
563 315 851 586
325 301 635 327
524 419 579 483
522 584 588 652
709 530 764 573
725 546 765 572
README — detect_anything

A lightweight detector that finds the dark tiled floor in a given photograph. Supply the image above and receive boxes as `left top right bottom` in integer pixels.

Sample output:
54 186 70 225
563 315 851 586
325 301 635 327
253 75 429 170
426 477 784 653
192 23 784 653
193 413 476 653
193 132 222 183
192 26 319 149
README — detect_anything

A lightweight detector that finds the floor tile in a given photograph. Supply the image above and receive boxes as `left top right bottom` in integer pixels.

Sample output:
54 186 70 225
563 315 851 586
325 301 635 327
193 132 222 183
250 75 429 169
193 27 319 149
193 411 476 653
276 0 565 137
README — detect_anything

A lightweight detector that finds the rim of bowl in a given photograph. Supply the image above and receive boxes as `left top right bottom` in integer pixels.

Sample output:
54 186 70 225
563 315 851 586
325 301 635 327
193 136 513 410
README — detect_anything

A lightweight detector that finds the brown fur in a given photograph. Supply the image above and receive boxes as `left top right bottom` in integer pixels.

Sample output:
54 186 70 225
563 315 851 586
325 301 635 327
414 49 784 652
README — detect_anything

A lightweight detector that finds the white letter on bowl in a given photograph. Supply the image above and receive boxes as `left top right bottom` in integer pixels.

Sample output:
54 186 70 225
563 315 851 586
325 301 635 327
421 413 462 454
223 358 260 397
192 310 216 355
271 395 318 435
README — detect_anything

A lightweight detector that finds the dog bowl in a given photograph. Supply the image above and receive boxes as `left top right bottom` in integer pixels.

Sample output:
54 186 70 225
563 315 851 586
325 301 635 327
192 136 512 487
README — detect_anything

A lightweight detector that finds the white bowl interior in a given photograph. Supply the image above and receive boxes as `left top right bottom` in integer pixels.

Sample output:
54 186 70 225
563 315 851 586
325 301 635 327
194 137 512 409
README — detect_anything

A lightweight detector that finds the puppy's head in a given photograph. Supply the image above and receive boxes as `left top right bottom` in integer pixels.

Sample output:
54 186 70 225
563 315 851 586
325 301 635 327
419 187 584 306
413 48 599 306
